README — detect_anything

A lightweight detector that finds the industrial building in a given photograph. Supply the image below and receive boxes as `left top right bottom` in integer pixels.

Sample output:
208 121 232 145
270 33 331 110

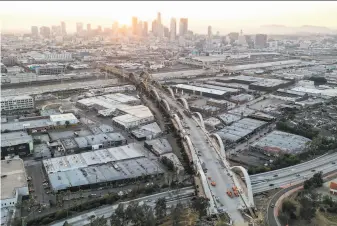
50 113 79 126
217 113 242 125
1 118 52 133
35 64 66 75
112 105 154 129
1 159 29 209
131 122 162 140
42 144 164 192
1 95 34 112
206 98 236 110
250 130 311 156
144 138 172 156
217 118 267 143
230 94 254 104
1 132 33 159
172 84 234 99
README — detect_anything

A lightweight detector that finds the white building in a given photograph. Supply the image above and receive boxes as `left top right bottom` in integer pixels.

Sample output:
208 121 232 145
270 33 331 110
112 105 154 129
170 18 176 42
50 113 79 126
1 95 34 111
1 158 29 209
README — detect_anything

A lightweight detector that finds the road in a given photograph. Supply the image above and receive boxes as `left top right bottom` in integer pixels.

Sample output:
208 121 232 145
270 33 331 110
267 170 337 226
251 152 337 194
157 89 246 224
51 187 195 226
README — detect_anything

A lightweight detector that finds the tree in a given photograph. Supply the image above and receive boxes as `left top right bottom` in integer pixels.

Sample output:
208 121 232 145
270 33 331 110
65 120 70 127
155 197 167 221
192 197 210 218
111 204 127 226
171 203 184 226
282 199 297 219
322 195 334 206
90 216 107 226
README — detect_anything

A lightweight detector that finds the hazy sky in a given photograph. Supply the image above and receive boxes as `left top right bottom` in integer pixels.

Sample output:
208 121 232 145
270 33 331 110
1 1 337 34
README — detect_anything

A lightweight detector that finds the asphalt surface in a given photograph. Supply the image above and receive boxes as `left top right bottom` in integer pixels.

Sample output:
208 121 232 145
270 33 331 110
157 89 246 224
251 152 337 194
51 187 195 226
267 170 337 226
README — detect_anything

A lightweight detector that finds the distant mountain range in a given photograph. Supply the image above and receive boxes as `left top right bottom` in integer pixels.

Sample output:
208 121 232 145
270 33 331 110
257 25 337 35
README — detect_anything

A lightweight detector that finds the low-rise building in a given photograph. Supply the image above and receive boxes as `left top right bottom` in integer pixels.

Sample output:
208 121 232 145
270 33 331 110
1 132 33 159
1 95 34 112
330 181 337 195
50 113 79 127
1 158 29 209
144 138 172 156
131 122 162 141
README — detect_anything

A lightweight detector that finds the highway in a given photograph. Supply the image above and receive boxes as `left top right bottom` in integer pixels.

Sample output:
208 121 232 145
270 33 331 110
51 187 195 226
156 89 246 224
251 152 337 194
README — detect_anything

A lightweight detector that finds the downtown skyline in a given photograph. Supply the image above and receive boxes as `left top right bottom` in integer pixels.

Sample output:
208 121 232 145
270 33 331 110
1 1 337 35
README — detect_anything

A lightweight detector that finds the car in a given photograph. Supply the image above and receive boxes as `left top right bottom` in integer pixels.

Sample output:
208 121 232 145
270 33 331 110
269 184 274 187
146 199 151 202
332 162 336 165
296 174 300 177
38 209 42 213
273 174 278 177
46 191 50 194
88 194 97 197
215 196 220 202
270 204 275 208
311 169 316 172
208 177 212 180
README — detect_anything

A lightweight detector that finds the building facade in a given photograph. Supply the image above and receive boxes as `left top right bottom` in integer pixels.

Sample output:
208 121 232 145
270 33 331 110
1 95 34 112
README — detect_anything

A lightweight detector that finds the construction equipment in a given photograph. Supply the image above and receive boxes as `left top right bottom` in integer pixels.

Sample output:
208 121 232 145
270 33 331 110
226 189 233 198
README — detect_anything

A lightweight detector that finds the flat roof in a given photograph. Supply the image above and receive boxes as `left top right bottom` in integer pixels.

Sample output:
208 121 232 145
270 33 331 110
50 113 78 122
251 130 311 154
1 131 33 147
145 138 173 155
194 83 240 93
1 95 33 102
1 159 28 200
226 60 301 71
1 119 52 132
174 84 226 96
152 69 206 81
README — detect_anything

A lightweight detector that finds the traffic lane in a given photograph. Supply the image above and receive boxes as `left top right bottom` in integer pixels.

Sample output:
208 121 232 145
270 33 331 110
267 170 337 226
250 152 337 181
26 161 49 204
252 162 337 193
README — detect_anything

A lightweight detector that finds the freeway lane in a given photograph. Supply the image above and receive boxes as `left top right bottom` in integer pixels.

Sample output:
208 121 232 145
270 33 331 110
51 187 195 226
251 153 337 194
250 152 337 181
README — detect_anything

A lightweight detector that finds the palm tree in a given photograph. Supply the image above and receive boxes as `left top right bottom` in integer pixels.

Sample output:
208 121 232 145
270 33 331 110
65 120 70 128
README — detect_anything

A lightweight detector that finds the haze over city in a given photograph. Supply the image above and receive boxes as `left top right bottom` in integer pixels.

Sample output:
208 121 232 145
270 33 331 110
1 1 337 226
1 1 337 34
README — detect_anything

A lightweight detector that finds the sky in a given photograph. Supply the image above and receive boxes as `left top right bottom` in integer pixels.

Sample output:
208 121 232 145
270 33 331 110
1 1 337 34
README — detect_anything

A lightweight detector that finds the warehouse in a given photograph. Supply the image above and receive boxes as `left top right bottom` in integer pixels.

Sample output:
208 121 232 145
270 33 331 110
194 83 241 95
217 113 241 125
1 118 52 133
112 105 154 129
1 159 29 210
50 113 79 126
206 99 236 110
71 133 127 151
43 144 164 192
131 122 162 141
1 132 33 159
250 130 311 156
217 118 267 144
172 84 231 99
144 138 172 156
248 79 292 92
230 94 254 104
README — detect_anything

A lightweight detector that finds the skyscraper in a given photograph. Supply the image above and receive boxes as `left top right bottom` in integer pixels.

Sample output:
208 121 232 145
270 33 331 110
143 22 148 36
76 22 83 34
255 34 268 48
40 26 51 38
152 20 157 36
132 17 138 35
87 24 91 32
156 12 163 38
179 18 188 36
170 18 176 41
61 21 66 35
31 26 38 37
137 20 143 37
208 26 212 39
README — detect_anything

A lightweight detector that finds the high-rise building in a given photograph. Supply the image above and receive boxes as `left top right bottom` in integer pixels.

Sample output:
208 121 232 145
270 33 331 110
132 17 138 35
31 26 38 37
87 24 91 32
143 22 148 36
255 34 268 48
40 26 51 38
152 20 157 36
97 26 102 33
208 26 212 38
156 12 163 38
137 21 143 37
170 18 176 41
112 21 118 31
228 32 239 41
76 22 83 34
179 18 188 36
164 27 169 38
61 21 66 35
51 25 61 36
